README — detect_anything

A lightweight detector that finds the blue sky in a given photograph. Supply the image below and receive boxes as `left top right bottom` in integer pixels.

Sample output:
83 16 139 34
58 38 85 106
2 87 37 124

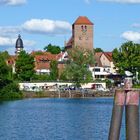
0 0 140 54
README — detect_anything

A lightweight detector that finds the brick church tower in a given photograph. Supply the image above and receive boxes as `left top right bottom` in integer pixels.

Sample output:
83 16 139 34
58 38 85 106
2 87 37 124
65 16 94 51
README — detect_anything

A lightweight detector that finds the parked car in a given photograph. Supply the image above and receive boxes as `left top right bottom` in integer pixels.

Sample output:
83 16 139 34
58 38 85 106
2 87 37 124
91 84 109 92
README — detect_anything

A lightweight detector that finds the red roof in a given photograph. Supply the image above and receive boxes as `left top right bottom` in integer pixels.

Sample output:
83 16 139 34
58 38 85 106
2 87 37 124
35 62 50 70
103 52 112 61
34 52 64 70
95 52 103 67
73 16 93 25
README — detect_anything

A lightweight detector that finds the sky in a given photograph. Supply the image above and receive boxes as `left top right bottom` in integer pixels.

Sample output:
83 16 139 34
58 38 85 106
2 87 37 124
0 0 140 54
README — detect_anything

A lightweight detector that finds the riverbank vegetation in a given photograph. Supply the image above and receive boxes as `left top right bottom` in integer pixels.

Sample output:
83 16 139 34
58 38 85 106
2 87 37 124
0 52 23 100
113 41 140 84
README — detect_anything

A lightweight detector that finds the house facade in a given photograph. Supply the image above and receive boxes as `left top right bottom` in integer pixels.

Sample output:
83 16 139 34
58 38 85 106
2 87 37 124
33 51 66 75
89 52 118 79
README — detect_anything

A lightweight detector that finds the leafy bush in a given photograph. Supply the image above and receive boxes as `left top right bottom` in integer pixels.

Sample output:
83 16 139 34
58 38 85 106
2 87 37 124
0 81 23 99
32 74 51 81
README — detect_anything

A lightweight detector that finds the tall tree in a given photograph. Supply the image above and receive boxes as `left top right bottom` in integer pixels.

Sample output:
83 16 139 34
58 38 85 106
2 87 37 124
0 53 22 99
15 51 35 81
0 53 9 79
50 60 58 80
112 41 140 79
61 47 94 87
44 43 61 54
0 51 10 60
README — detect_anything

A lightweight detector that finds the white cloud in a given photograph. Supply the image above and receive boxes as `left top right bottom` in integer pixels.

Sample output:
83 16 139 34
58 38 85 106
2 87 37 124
121 31 140 43
0 18 71 53
0 36 35 46
0 26 21 36
98 0 140 4
22 19 71 35
0 19 71 36
0 0 26 5
0 36 36 54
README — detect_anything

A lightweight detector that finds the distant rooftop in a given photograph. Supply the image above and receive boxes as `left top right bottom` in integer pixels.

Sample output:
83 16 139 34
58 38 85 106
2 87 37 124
73 16 93 25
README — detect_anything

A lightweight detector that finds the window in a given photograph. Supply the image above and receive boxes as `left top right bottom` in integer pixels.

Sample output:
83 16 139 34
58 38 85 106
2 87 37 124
94 68 100 72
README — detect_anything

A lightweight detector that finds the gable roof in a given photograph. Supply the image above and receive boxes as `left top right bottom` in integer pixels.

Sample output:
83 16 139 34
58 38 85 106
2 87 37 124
73 16 93 25
95 52 103 67
34 52 64 70
103 52 112 62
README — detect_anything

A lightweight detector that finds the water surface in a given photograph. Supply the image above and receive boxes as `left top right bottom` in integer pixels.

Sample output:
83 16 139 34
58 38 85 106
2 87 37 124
0 98 127 140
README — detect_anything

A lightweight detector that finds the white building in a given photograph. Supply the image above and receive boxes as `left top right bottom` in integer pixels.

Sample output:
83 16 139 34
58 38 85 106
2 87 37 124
89 52 118 80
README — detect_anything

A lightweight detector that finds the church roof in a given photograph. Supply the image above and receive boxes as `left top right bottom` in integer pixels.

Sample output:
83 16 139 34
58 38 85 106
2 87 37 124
73 16 93 25
15 34 23 48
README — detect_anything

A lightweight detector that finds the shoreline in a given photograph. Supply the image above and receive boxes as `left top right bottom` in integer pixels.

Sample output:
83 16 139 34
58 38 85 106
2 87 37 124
22 90 115 98
0 90 115 101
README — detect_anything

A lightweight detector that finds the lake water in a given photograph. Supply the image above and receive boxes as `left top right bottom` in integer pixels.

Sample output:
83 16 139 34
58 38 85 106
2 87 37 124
0 98 129 140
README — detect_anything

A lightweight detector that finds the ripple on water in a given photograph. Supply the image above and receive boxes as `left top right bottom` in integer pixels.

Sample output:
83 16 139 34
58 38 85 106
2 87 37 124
0 98 129 140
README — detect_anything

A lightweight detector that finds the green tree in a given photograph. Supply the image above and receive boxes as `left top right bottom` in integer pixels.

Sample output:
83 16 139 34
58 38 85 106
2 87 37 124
94 48 104 53
0 51 10 60
0 51 13 80
15 51 35 81
0 53 22 99
61 47 94 87
0 53 10 79
44 43 61 54
112 41 140 79
33 74 51 81
50 60 58 80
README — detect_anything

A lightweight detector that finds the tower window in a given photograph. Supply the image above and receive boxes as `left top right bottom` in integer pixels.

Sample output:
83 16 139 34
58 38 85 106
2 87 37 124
81 25 87 33
81 25 83 30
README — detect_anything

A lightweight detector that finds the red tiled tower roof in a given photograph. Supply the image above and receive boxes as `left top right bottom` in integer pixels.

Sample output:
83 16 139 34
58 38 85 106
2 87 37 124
73 16 93 25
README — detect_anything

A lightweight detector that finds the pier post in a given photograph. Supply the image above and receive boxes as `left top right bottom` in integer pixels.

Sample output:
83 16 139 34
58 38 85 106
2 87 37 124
108 75 139 140
108 90 125 140
125 90 139 140
125 77 139 140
